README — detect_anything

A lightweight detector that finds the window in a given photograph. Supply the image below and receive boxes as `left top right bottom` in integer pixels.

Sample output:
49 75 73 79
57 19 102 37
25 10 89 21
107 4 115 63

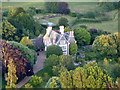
60 40 65 44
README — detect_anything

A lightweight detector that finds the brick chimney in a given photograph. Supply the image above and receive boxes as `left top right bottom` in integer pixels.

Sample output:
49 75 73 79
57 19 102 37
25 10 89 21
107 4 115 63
59 25 64 34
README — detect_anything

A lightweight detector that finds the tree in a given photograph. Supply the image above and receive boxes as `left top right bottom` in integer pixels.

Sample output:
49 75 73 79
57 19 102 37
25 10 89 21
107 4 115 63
92 33 120 57
29 75 42 87
74 27 91 46
44 54 59 68
2 20 18 41
59 62 113 88
58 2 70 14
64 27 71 32
20 36 33 46
59 55 74 70
6 58 18 88
1 40 34 80
46 45 63 58
45 2 59 13
69 43 78 55
45 77 62 88
9 41 37 66
58 17 68 27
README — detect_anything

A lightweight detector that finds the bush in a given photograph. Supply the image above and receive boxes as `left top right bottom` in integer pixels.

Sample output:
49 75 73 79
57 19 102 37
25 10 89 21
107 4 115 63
44 54 59 68
70 11 77 17
69 43 78 55
78 18 101 23
29 75 42 87
27 44 37 51
46 45 63 58
79 25 87 29
24 83 33 88
74 27 91 46
8 41 37 66
84 11 97 18
45 77 62 88
58 17 68 26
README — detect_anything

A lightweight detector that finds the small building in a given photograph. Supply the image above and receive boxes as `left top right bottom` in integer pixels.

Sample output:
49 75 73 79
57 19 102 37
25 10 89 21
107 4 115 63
43 26 76 55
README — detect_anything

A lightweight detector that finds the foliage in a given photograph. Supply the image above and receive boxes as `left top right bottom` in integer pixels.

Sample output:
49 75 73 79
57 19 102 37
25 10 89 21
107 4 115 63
20 36 33 46
46 45 63 58
1 40 34 80
6 58 18 88
79 25 87 29
2 20 19 41
59 62 113 88
84 11 96 18
92 32 120 57
26 44 38 51
29 75 42 87
58 17 68 26
104 58 109 66
116 77 120 88
24 83 33 88
45 2 59 13
59 55 74 70
44 54 59 68
8 41 37 66
74 27 91 46
58 2 70 14
64 27 71 32
45 77 62 88
69 43 78 55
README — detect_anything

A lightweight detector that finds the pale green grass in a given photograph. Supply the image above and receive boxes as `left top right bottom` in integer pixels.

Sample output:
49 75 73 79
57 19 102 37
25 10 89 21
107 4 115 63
73 20 118 33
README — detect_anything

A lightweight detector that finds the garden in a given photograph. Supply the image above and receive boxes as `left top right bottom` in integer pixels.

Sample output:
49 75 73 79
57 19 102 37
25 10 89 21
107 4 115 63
1 1 120 89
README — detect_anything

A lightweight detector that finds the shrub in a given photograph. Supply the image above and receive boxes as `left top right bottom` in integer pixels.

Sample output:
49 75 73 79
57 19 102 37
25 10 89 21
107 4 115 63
29 75 42 87
64 27 71 32
20 36 33 46
58 17 68 26
44 54 59 68
8 41 37 66
79 25 87 29
26 44 37 51
79 18 101 23
45 77 62 88
46 45 63 58
84 11 96 18
74 27 91 46
70 11 77 17
69 43 78 55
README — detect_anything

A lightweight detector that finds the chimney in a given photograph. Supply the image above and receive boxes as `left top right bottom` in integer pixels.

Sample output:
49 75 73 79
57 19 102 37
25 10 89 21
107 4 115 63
69 30 74 37
46 26 52 35
59 25 64 34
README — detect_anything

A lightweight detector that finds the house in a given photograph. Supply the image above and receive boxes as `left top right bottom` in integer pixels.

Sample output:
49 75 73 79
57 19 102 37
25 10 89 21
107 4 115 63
43 26 76 55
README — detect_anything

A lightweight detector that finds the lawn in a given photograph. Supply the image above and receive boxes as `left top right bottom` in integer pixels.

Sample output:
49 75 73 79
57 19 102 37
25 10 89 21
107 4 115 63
73 20 118 33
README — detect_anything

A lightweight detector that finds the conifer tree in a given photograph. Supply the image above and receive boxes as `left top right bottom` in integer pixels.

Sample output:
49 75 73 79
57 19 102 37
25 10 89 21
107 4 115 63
6 58 18 88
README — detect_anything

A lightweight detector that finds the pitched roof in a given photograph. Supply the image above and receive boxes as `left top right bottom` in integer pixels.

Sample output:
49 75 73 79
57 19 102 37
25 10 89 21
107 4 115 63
30 34 44 47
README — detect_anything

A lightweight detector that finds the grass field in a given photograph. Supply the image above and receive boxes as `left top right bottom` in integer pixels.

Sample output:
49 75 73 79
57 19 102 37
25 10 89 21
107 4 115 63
73 20 118 33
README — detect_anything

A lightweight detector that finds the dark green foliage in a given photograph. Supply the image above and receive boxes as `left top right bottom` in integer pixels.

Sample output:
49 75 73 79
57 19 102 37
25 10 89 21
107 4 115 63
26 44 38 51
84 11 96 18
79 18 101 23
3 10 9 17
8 41 37 66
46 45 63 58
74 27 91 46
59 55 74 70
45 77 62 88
69 43 78 55
58 17 68 26
79 25 87 29
44 54 59 68
45 2 59 13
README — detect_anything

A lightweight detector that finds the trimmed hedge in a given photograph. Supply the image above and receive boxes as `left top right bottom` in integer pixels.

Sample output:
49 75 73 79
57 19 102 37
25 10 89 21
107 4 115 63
8 41 37 66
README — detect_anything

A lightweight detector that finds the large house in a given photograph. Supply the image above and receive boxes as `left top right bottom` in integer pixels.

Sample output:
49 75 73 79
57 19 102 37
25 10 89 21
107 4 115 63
43 26 76 55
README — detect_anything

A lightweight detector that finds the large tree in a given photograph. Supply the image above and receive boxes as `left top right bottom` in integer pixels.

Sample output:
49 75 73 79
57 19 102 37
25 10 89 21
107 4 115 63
69 43 78 55
59 62 113 88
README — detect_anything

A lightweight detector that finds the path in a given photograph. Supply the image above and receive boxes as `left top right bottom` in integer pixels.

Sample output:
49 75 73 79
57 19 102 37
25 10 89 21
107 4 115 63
16 51 46 88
